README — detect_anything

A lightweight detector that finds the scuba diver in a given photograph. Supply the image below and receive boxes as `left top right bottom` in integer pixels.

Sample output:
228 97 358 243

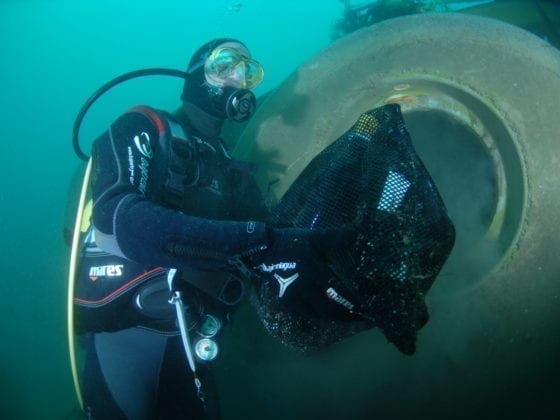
71 36 455 420
73 38 346 419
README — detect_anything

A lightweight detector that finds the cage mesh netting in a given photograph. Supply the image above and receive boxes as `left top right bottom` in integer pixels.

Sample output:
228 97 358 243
252 104 455 355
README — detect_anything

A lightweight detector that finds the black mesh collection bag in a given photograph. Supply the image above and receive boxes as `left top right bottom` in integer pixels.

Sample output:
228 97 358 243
253 104 455 355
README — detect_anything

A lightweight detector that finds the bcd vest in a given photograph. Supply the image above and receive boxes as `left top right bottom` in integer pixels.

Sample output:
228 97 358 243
74 107 259 334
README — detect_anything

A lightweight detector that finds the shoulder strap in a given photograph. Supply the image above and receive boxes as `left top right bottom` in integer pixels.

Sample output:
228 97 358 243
128 105 168 137
128 106 197 198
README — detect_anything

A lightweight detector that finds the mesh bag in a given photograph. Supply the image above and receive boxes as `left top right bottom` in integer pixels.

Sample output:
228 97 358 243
252 104 455 354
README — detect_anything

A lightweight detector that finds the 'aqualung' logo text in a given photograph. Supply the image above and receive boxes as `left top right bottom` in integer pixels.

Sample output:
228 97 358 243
138 156 150 196
127 132 152 196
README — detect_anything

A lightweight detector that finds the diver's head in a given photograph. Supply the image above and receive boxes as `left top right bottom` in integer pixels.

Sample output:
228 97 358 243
181 39 264 124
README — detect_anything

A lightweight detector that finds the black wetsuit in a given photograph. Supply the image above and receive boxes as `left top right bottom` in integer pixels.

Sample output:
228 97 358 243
90 106 268 269
77 105 268 419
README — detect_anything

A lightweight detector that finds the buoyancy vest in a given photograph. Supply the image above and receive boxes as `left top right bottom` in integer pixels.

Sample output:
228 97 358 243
74 106 263 334
151 107 262 221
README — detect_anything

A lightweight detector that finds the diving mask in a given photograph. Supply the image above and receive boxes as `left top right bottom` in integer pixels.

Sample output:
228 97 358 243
205 47 264 90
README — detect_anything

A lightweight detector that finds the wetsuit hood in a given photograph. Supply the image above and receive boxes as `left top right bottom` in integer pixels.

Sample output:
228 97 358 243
181 38 257 125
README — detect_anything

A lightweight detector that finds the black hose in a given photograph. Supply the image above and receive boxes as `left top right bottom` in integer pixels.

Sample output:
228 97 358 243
72 68 189 161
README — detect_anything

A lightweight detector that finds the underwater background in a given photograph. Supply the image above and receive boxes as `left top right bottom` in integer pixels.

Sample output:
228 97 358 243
0 1 342 418
1 0 559 419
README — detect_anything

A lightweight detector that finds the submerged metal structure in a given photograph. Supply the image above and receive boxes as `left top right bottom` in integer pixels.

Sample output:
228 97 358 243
222 13 560 419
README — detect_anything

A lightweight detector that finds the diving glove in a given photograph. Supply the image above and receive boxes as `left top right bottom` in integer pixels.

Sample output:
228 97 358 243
244 226 356 305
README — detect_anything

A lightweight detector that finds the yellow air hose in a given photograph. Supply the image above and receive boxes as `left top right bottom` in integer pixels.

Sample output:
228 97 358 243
67 159 92 410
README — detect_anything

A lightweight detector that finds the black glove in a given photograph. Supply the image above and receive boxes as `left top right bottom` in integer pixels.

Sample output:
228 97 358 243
245 226 356 311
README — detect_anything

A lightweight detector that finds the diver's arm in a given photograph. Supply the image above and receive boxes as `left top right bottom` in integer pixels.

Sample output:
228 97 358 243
91 109 268 271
